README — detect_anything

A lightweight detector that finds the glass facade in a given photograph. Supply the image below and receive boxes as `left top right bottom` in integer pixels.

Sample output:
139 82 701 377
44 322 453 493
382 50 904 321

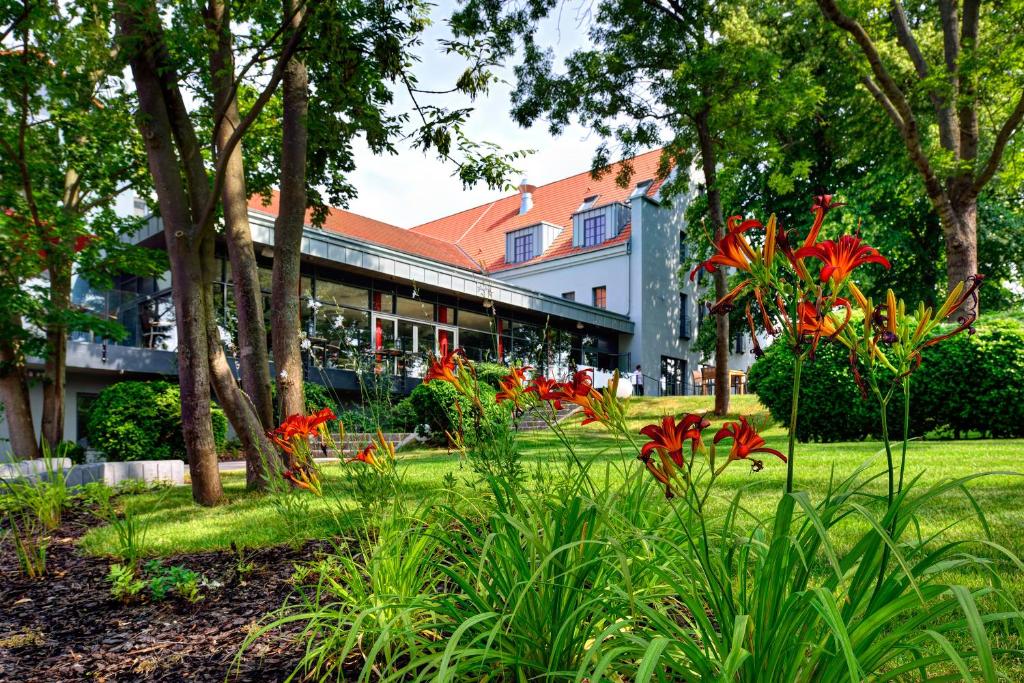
89 251 623 383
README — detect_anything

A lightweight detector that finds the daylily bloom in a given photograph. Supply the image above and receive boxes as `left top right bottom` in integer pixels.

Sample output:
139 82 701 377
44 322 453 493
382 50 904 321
348 442 377 466
495 365 532 406
796 297 852 356
424 348 463 385
564 368 596 396
713 417 785 469
270 407 337 448
525 376 564 409
282 468 319 493
639 414 711 467
689 215 762 281
794 233 891 285
803 194 846 248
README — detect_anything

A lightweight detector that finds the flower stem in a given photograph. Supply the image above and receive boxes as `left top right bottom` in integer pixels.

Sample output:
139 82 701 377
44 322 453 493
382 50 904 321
898 378 910 496
786 354 804 494
872 384 894 507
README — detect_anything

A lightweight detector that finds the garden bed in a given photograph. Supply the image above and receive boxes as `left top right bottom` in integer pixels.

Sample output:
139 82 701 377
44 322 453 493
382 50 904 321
0 508 323 682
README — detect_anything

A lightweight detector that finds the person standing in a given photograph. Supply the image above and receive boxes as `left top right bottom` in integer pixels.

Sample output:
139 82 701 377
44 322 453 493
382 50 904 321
632 365 644 396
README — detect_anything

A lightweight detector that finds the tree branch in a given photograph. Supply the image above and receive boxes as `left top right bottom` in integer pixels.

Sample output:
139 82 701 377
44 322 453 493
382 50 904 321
958 0 980 161
890 0 958 153
972 88 1024 196
861 76 904 131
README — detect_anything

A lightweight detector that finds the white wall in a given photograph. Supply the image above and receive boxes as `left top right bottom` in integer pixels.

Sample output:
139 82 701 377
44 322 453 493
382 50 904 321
493 245 631 315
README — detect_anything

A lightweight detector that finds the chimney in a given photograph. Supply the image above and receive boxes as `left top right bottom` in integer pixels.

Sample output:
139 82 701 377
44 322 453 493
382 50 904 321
518 178 535 215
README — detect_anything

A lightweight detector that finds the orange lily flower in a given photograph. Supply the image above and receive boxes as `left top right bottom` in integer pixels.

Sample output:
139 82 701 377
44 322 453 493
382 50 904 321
424 348 463 385
689 215 761 281
797 297 852 356
713 417 785 471
803 194 845 248
525 376 564 409
794 234 891 285
639 414 711 467
347 442 377 466
496 365 532 406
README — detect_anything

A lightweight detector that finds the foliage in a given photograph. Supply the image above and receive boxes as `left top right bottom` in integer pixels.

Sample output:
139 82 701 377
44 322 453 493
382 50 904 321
750 315 1024 441
409 380 507 446
58 440 86 465
91 495 157 571
338 397 418 433
143 560 203 603
472 362 510 390
86 381 227 461
106 563 146 603
0 451 71 530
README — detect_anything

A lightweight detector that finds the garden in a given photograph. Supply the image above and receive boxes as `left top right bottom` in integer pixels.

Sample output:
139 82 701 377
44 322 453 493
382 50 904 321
4 200 1024 682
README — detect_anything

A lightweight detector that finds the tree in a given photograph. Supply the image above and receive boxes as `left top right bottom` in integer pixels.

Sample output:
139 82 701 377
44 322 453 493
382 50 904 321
814 0 1024 315
452 0 819 414
0 1 163 456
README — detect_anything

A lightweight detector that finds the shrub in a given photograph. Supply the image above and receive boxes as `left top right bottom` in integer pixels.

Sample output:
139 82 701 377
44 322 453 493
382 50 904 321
474 362 511 390
748 315 1024 441
87 381 227 461
337 397 417 433
270 380 339 424
409 379 508 445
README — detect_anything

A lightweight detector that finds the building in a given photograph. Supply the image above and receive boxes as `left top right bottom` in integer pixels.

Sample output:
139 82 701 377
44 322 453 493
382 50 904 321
5 149 757 446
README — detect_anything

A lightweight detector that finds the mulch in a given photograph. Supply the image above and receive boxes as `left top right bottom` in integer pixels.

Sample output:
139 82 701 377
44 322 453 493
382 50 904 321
0 508 326 682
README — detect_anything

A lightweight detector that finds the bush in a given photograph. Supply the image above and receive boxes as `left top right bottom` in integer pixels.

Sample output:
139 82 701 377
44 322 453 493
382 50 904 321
87 381 227 461
409 380 508 445
748 315 1024 442
474 362 511 390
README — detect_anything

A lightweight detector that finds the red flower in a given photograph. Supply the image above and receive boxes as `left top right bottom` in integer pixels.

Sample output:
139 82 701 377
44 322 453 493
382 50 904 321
347 442 377 466
794 234 890 285
796 297 851 357
713 417 785 467
496 365 532 405
564 368 595 396
269 408 336 452
689 216 761 281
525 376 564 409
282 469 315 492
558 370 608 425
803 194 846 249
639 414 710 467
424 348 462 385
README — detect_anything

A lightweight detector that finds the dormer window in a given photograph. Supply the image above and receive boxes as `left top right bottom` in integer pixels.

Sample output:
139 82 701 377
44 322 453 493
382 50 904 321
630 179 654 199
512 232 534 262
577 195 599 212
582 214 606 246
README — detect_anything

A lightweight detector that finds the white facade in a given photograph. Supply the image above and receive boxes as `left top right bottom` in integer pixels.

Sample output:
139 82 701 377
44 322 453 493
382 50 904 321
493 191 757 396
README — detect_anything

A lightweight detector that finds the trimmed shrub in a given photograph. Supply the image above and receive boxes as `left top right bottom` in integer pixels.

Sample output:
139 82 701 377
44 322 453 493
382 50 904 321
87 381 227 461
410 380 508 445
475 362 511 390
748 316 1024 442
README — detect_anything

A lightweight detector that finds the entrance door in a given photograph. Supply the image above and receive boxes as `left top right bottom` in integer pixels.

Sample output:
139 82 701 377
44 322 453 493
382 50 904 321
436 325 457 357
660 355 686 396
372 314 398 373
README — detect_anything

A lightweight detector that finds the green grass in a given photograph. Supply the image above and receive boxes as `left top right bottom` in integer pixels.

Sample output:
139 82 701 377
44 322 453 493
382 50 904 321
80 394 1024 578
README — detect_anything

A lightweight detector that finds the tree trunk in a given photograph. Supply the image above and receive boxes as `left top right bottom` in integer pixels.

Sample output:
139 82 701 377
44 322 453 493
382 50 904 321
117 0 222 505
695 109 731 416
0 327 39 460
943 192 979 318
270 0 309 420
40 263 70 450
207 0 278 487
200 235 282 488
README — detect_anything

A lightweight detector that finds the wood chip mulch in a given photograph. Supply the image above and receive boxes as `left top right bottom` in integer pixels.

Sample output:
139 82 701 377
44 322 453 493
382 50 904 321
0 508 326 682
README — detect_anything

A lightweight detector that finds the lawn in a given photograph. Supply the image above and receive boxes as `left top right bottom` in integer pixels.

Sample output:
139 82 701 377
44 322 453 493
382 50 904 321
82 394 1024 569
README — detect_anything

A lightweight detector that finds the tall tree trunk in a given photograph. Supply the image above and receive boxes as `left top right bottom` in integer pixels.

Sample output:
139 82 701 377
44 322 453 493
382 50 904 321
695 109 731 416
117 0 222 505
270 0 309 419
207 0 278 487
943 191 979 317
0 327 39 460
41 263 70 449
200 235 281 488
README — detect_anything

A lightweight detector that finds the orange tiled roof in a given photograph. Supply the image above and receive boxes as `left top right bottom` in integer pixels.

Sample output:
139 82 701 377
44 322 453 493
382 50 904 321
410 148 668 273
247 193 481 272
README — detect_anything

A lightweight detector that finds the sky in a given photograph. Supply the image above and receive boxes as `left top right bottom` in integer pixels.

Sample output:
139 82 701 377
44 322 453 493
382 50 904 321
343 0 628 228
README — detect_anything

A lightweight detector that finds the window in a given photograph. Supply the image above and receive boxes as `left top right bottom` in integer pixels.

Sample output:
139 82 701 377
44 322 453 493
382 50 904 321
133 196 148 217
592 286 607 309
396 296 434 321
680 293 691 339
577 194 599 212
512 233 534 263
630 179 654 199
561 291 575 301
679 231 688 266
583 214 606 247
734 332 746 354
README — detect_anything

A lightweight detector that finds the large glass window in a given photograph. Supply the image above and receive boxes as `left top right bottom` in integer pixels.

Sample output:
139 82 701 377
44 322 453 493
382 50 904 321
458 310 494 332
372 291 394 313
461 328 496 362
396 296 434 321
583 214 606 246
316 280 367 309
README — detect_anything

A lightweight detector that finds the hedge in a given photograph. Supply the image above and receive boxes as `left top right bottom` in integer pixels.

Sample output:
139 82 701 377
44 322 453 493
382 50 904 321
747 316 1024 442
409 379 509 446
87 381 227 461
